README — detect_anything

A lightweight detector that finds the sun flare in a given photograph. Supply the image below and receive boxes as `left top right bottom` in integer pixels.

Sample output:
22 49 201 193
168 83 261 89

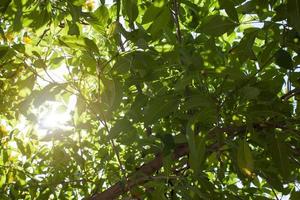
37 95 77 131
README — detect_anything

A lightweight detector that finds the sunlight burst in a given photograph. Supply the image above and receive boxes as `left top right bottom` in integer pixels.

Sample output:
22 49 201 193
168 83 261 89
37 95 77 131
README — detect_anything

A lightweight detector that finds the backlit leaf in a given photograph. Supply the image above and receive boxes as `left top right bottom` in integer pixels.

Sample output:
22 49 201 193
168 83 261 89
142 5 162 24
186 115 207 175
237 139 254 176
200 15 237 36
218 0 239 22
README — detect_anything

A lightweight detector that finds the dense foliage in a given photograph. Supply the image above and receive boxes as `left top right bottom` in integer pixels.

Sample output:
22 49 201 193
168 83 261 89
1 0 300 199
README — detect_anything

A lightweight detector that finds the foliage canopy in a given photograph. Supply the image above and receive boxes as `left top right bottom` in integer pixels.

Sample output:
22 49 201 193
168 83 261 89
1 0 300 199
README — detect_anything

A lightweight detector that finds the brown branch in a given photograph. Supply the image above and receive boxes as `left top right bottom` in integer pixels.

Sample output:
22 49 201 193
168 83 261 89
87 126 237 200
89 143 189 200
87 121 290 200
280 88 300 101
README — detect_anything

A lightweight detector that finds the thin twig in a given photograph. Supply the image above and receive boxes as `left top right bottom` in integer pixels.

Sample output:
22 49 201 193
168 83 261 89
115 0 125 51
36 27 50 46
95 63 127 188
271 187 280 200
260 172 280 200
172 0 182 44
281 88 300 101
100 119 127 180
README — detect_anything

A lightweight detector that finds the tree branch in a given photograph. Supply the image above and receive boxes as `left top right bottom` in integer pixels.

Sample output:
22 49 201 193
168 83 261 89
87 121 291 200
87 125 241 200
281 88 300 101
88 143 189 200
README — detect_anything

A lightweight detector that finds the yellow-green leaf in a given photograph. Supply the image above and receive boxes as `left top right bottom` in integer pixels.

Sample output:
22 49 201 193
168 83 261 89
237 139 254 176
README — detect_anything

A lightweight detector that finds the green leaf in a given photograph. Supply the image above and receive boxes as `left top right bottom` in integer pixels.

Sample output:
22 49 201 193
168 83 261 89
237 139 254 176
52 147 71 168
0 27 5 42
142 5 162 24
236 0 256 14
81 51 97 73
258 41 278 65
0 45 9 60
291 191 300 200
162 154 173 175
230 30 257 63
1 0 300 198
113 53 132 73
93 5 109 25
0 174 6 188
275 49 294 69
110 118 133 139
242 86 260 99
13 8 23 31
32 83 66 107
83 37 99 54
123 0 138 24
200 15 237 36
12 43 25 53
58 36 99 54
149 7 170 37
72 0 85 6
67 21 80 36
151 184 167 200
287 0 300 34
49 56 64 69
69 3 81 21
143 95 178 126
270 137 290 179
41 129 73 141
181 94 215 110
2 150 8 164
159 133 175 154
273 4 288 21
27 5 51 29
186 116 206 175
218 0 239 22
37 189 51 200
15 138 26 155
128 93 148 121
101 77 123 111
34 59 47 68
0 0 11 14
